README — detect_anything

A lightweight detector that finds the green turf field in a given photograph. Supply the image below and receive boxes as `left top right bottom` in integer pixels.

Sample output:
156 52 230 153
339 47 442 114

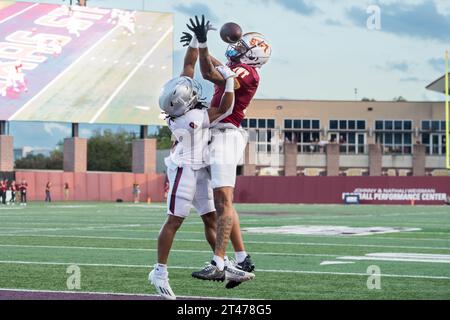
0 202 449 300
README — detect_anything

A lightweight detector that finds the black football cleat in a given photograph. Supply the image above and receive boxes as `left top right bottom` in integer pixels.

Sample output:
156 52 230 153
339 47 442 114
191 260 226 282
226 255 255 289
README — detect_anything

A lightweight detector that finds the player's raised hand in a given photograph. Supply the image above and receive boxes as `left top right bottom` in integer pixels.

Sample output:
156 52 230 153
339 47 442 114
215 65 236 80
206 21 217 32
180 32 193 47
187 15 210 43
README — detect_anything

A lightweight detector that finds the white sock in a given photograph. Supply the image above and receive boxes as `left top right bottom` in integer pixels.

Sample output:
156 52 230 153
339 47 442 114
213 255 225 271
155 263 168 276
235 251 248 263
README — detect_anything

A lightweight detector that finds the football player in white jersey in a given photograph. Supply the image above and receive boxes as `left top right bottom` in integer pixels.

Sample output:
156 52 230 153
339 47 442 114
148 30 254 300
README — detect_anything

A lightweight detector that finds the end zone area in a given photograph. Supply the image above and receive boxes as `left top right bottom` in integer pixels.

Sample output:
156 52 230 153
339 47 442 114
0 203 449 300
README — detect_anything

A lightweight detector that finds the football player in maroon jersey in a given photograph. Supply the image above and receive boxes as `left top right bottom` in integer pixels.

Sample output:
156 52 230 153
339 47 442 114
186 15 271 287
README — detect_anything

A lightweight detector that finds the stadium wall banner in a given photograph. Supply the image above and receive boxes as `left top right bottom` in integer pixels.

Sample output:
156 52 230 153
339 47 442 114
234 176 450 205
15 170 165 202
0 1 172 125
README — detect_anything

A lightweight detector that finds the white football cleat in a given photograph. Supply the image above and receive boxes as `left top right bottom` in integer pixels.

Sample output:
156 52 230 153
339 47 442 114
148 269 176 300
225 263 255 283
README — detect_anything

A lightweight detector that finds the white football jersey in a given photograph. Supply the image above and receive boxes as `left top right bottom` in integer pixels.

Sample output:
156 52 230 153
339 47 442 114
166 108 210 170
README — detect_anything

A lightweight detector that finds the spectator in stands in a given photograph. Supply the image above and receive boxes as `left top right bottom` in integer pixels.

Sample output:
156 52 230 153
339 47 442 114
64 182 70 201
19 180 28 206
1 179 7 205
0 180 3 204
45 181 52 202
132 183 141 203
9 181 16 205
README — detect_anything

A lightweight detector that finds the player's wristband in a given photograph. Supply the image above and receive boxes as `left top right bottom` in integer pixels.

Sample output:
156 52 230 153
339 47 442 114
189 35 199 48
198 42 207 49
225 78 234 93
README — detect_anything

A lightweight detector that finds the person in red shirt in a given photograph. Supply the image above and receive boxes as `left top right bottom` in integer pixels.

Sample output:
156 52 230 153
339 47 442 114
64 182 70 201
1 179 7 205
187 16 271 286
45 181 52 202
9 181 16 205
19 180 28 206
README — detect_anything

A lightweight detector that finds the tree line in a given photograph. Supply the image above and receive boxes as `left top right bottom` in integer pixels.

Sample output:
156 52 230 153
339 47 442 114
15 126 172 172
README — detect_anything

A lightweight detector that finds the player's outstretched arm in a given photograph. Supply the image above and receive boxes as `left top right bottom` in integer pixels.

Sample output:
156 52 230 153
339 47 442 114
209 54 224 67
208 66 236 125
187 15 228 86
180 32 198 79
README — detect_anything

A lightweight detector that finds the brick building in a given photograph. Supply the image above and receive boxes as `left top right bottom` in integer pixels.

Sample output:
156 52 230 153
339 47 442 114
240 100 448 177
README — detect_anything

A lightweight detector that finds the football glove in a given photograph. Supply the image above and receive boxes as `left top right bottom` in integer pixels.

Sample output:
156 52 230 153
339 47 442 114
187 15 214 43
180 32 193 47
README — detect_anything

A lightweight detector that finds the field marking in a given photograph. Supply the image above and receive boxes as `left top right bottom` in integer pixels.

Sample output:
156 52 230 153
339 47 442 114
9 25 119 120
89 26 174 123
1 226 448 243
0 288 242 300
2 215 449 228
0 260 449 280
0 2 38 24
0 234 449 250
337 253 450 264
0 244 338 258
0 224 147 234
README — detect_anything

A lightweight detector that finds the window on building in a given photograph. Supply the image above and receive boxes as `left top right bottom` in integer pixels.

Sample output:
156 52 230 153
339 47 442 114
328 120 366 154
242 118 276 152
421 120 447 155
283 119 321 153
374 120 413 154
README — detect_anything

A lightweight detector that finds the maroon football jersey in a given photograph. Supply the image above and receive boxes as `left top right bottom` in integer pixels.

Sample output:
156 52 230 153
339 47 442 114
210 63 259 127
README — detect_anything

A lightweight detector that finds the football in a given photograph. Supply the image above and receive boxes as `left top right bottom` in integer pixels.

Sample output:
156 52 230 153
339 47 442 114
220 22 242 43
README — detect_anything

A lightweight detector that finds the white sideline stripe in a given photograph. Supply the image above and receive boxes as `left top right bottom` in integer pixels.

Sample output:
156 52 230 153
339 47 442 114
320 261 355 266
0 224 146 234
0 227 448 242
89 26 173 123
337 253 450 264
0 288 242 300
2 226 449 242
0 234 449 250
0 3 39 24
0 244 337 258
0 260 449 280
9 25 119 120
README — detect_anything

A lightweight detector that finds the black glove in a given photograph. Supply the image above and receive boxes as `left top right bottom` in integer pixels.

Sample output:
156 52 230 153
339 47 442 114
187 15 209 43
180 32 193 47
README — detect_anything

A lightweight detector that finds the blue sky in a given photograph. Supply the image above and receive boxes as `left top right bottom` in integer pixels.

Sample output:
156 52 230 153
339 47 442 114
9 0 450 151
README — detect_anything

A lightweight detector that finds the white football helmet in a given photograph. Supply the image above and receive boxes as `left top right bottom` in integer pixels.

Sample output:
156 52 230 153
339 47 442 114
225 32 271 68
158 76 202 117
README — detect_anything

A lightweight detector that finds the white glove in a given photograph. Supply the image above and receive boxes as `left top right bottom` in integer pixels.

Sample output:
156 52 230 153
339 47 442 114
215 65 236 80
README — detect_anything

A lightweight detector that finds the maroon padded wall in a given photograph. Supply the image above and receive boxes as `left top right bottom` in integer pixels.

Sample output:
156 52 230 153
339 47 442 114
234 176 450 205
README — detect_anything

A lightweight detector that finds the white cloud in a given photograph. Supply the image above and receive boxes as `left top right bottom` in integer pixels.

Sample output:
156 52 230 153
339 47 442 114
434 0 450 15
43 123 71 136
80 128 93 137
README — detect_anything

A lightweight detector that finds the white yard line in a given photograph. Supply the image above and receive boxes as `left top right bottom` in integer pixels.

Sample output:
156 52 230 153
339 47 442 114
89 26 173 123
0 234 449 250
9 25 119 120
0 227 448 242
0 244 337 258
0 287 243 300
0 224 147 234
0 3 39 24
0 226 450 244
0 260 448 280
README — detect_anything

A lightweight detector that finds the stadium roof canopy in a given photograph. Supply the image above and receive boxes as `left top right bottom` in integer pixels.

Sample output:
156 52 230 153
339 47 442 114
426 73 450 94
